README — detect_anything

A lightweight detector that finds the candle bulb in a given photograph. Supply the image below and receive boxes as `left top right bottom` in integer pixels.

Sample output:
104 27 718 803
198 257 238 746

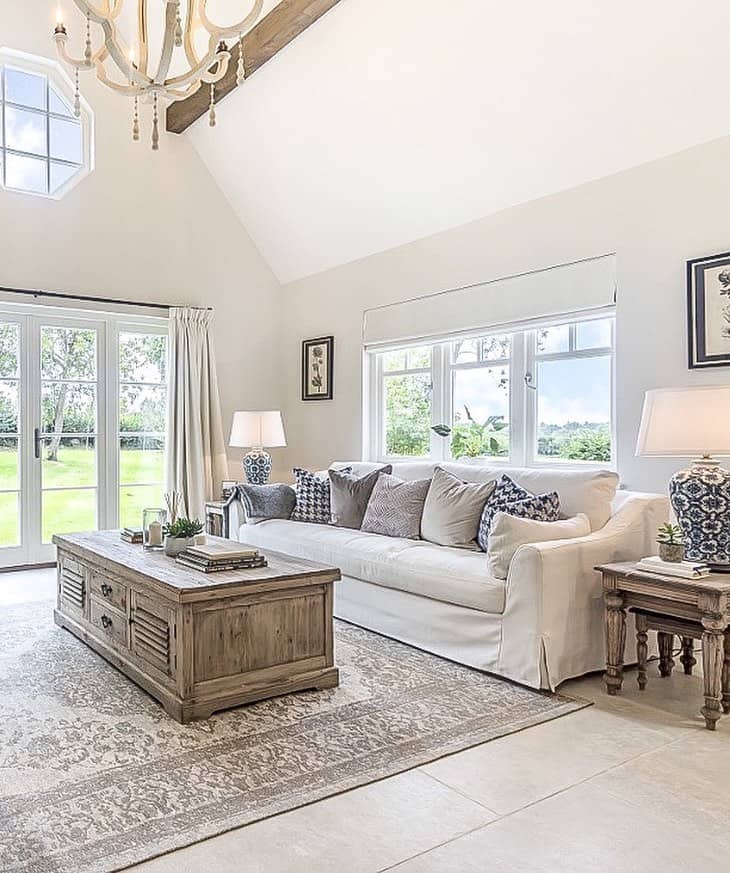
54 6 66 34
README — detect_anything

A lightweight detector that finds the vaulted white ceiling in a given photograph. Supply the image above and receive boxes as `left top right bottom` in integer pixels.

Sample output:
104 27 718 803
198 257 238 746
187 0 730 284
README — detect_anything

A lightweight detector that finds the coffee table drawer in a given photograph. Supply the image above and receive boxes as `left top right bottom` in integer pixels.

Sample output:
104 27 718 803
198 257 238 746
89 598 129 649
89 572 127 613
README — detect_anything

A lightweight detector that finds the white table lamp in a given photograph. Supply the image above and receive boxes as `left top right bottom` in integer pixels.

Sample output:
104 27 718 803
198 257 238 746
229 411 287 484
636 386 730 570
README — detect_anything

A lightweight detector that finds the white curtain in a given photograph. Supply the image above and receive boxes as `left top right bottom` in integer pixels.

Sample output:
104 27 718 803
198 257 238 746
166 307 227 520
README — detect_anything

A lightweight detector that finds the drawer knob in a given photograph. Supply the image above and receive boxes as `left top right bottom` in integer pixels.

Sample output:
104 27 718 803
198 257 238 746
100 583 113 597
101 614 113 629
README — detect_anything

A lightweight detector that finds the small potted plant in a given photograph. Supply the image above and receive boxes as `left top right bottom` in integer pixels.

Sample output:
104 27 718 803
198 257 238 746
163 517 204 557
657 522 685 563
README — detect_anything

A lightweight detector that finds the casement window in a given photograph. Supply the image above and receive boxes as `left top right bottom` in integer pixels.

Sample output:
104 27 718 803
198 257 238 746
366 315 615 468
0 50 93 198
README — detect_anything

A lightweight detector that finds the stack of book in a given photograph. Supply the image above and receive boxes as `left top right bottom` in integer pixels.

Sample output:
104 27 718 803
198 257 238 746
121 527 143 544
176 541 267 573
637 555 712 579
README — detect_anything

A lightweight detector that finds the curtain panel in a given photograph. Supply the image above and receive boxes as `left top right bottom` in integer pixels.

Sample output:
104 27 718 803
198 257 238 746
166 307 227 520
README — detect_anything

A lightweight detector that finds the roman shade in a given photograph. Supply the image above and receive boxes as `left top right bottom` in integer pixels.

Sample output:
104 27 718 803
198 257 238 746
363 254 616 348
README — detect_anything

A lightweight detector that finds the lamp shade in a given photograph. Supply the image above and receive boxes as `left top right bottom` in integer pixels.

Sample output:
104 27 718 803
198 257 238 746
635 386 730 457
229 411 286 449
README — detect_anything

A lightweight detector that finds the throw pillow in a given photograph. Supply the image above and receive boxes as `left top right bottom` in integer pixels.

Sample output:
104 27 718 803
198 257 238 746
421 466 496 550
478 475 561 551
329 465 392 529
360 474 431 539
290 467 350 524
487 512 590 579
238 483 296 524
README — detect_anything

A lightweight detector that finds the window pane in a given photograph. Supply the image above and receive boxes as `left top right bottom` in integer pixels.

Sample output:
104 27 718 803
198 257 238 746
42 441 96 487
384 373 431 456
5 106 48 156
120 385 167 433
537 324 569 355
42 488 97 542
0 323 20 378
0 381 19 434
536 356 611 462
576 318 612 350
41 327 96 379
0 492 20 547
49 86 73 117
119 333 167 383
480 334 511 361
41 383 96 434
381 350 406 372
406 346 431 369
451 367 509 458
5 68 46 110
120 484 165 530
0 440 19 490
120 440 165 484
5 152 47 194
452 339 478 364
50 161 79 194
50 117 82 163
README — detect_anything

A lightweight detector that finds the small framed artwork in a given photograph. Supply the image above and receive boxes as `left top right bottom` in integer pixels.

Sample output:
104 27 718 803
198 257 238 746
302 336 334 401
687 251 730 369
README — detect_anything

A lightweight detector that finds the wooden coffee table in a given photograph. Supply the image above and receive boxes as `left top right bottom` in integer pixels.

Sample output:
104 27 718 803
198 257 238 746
54 531 341 723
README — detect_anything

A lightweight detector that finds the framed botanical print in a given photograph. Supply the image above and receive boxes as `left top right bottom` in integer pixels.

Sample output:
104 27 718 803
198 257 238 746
302 336 334 400
687 251 730 369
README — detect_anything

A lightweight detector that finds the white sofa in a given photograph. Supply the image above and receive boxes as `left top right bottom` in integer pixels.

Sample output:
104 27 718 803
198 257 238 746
230 461 668 691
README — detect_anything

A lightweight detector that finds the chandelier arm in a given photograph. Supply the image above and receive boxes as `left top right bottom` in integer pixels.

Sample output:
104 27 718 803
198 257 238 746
198 0 263 40
183 0 201 68
137 0 149 75
153 2 179 84
54 33 96 71
164 46 229 89
198 55 231 85
94 65 141 95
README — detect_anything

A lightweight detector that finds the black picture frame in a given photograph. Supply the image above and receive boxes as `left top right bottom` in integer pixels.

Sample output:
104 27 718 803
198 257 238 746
687 251 730 369
302 336 334 401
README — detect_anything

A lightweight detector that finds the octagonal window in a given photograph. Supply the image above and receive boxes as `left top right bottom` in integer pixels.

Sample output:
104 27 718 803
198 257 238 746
0 50 93 199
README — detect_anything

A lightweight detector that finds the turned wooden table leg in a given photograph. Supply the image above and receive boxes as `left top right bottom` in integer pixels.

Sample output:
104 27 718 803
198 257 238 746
604 591 627 696
722 630 730 715
701 616 725 730
658 632 675 677
636 613 648 690
680 637 696 676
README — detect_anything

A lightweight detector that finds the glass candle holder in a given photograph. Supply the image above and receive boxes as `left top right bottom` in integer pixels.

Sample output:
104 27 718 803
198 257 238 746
143 508 166 551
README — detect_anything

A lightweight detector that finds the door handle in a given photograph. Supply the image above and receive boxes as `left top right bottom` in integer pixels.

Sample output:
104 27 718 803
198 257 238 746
34 428 42 460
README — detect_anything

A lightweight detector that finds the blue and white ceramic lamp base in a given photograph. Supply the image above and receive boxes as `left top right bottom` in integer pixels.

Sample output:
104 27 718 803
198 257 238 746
670 460 730 572
243 448 273 485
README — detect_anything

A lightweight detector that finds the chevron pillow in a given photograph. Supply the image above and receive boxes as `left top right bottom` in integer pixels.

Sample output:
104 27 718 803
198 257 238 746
361 474 432 539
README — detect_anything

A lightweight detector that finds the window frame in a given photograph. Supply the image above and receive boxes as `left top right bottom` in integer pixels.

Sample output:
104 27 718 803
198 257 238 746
0 49 93 200
366 313 616 470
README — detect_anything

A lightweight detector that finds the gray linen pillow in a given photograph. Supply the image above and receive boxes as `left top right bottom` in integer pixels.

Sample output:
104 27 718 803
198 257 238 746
421 466 496 550
329 465 392 529
238 483 296 524
361 474 431 539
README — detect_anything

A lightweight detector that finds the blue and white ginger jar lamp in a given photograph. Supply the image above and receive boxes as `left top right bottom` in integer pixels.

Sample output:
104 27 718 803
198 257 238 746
228 411 287 485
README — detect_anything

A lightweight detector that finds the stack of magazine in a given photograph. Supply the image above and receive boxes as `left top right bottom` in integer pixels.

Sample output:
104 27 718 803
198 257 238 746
636 555 711 580
121 527 143 544
176 541 267 573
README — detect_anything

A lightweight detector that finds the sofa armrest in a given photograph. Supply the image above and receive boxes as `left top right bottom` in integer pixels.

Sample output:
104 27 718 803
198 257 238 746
500 493 669 689
224 492 246 539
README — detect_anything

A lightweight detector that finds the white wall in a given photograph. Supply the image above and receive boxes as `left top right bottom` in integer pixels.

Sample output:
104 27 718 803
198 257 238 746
0 1 283 477
277 134 730 494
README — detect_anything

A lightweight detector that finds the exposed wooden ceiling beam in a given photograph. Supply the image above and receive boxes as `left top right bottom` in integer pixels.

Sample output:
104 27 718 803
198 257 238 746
166 0 343 134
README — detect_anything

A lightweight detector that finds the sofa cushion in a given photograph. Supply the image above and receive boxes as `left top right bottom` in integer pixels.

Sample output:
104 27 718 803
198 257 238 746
487 512 591 579
361 474 431 539
238 519 506 614
329 465 391 529
477 476 561 551
331 461 618 531
421 467 496 550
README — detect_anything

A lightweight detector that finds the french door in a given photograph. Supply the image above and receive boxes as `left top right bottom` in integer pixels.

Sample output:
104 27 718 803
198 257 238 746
0 305 167 567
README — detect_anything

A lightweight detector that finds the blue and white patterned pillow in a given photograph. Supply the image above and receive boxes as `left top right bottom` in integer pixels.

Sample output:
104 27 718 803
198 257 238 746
478 475 561 551
291 467 351 524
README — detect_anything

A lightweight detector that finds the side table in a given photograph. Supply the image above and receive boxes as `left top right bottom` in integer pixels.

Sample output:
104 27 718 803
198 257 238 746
597 561 730 730
204 500 230 538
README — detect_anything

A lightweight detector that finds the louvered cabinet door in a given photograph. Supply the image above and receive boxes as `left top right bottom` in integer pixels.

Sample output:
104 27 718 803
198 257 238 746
130 592 176 680
58 553 86 619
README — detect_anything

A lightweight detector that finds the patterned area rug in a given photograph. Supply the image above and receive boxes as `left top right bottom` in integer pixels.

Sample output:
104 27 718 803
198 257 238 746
0 599 588 873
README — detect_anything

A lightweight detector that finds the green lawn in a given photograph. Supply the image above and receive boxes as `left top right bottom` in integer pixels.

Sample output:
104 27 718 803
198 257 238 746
0 446 164 546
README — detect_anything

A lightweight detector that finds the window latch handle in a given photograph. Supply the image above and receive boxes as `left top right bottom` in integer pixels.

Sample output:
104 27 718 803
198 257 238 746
524 373 537 391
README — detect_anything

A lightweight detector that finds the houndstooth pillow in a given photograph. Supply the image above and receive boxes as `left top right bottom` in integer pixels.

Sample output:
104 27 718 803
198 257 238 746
478 475 561 551
291 467 351 524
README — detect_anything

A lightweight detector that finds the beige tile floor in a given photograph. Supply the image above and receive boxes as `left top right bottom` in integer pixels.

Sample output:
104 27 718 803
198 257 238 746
4 569 728 872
